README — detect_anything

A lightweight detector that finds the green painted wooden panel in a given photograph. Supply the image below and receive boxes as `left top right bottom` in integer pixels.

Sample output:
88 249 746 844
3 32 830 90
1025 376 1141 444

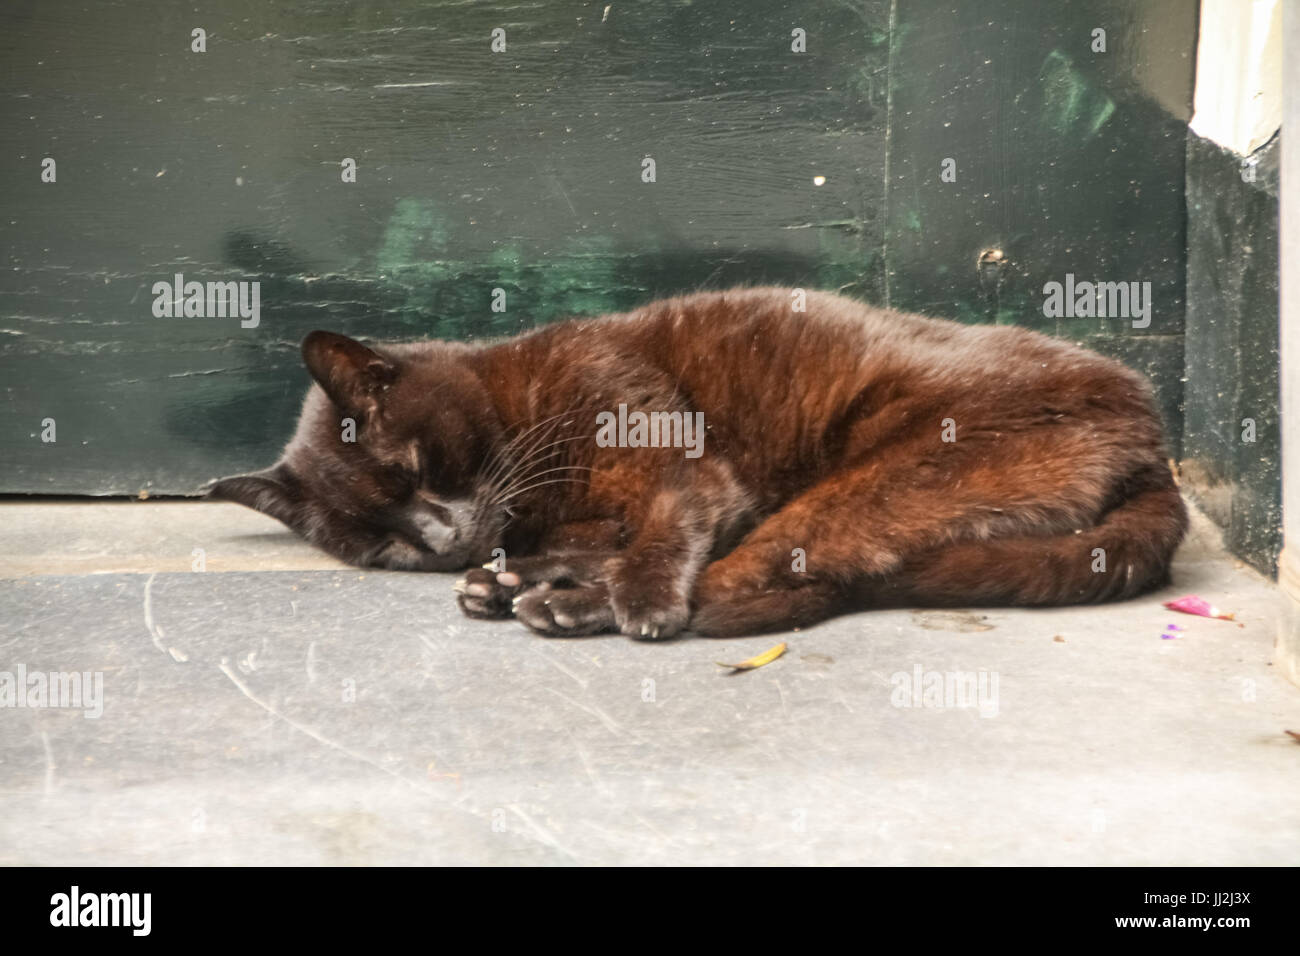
1183 131 1282 574
1 0 1195 494
886 0 1197 442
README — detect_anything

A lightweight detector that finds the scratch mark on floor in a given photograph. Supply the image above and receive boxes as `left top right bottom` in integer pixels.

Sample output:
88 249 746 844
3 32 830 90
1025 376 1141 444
568 732 604 792
543 686 638 741
567 748 674 845
506 805 579 861
532 646 588 688
213 658 557 849
40 731 55 795
771 677 791 720
142 572 166 653
218 658 422 792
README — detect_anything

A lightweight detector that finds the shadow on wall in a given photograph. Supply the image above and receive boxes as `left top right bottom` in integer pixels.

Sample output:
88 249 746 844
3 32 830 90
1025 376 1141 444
161 229 848 483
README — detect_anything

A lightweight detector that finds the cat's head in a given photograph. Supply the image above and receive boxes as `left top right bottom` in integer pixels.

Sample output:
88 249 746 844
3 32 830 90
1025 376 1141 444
208 331 508 571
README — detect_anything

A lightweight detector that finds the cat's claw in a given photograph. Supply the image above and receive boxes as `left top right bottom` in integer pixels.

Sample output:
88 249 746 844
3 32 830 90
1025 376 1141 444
608 588 689 641
603 555 690 640
613 600 688 640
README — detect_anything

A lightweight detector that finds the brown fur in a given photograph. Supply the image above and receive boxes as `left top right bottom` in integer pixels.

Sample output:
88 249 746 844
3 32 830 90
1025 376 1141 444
210 287 1187 638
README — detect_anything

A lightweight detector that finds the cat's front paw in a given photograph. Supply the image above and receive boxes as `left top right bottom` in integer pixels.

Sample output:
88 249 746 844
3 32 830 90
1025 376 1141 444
454 567 540 619
514 584 616 636
455 553 611 621
605 559 691 640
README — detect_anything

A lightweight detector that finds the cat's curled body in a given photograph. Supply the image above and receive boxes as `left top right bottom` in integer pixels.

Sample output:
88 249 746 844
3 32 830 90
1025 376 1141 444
211 287 1188 638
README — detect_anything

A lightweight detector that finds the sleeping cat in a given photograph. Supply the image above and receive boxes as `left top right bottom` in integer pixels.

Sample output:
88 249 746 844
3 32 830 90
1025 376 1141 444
209 287 1188 638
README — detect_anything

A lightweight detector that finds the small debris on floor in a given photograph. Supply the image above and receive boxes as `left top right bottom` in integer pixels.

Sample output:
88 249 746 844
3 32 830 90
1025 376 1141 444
912 610 994 632
717 642 787 672
1161 623 1185 640
1163 594 1235 620
801 652 835 665
1286 730 1300 744
1052 635 1065 643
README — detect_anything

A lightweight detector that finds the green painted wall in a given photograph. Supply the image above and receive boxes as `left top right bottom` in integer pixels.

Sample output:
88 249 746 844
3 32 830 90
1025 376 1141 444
1183 131 1282 574
886 0 1196 438
1 0 1196 495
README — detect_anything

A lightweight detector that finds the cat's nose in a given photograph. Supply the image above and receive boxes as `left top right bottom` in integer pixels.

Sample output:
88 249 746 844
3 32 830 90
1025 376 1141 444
409 499 475 556
411 513 458 554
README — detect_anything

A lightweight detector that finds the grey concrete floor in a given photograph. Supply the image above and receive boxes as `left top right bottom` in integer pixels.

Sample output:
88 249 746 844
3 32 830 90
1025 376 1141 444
1 499 1298 865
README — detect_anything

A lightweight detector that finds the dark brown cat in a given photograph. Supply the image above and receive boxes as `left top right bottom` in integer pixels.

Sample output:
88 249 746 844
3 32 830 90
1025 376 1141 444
210 287 1187 638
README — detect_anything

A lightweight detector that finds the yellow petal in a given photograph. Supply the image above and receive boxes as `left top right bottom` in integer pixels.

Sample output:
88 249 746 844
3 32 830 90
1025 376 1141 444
716 642 788 672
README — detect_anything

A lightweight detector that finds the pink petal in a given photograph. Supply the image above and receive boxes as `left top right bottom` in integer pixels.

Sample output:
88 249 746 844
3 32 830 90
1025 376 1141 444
1162 595 1235 620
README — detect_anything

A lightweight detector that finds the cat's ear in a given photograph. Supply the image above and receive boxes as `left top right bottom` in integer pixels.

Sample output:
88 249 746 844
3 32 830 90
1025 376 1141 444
206 463 300 526
301 330 398 420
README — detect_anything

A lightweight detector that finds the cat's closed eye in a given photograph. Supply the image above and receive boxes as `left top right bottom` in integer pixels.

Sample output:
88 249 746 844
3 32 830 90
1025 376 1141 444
421 452 477 499
374 461 418 499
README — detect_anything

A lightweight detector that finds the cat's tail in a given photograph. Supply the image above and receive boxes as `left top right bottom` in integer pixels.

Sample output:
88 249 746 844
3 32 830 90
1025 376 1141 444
886 469 1189 607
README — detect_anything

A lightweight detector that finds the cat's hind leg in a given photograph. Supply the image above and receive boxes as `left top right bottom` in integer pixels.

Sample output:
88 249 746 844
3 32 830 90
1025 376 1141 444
688 444 1183 635
873 475 1187 608
689 578 849 636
